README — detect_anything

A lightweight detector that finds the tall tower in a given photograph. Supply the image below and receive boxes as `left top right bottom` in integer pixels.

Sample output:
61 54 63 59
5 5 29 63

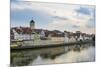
30 19 35 32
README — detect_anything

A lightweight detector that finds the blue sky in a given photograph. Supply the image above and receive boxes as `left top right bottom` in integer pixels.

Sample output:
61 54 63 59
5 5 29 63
11 0 95 34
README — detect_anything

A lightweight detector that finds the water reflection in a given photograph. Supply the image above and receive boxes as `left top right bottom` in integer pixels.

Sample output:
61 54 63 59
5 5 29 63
30 47 95 65
11 43 95 66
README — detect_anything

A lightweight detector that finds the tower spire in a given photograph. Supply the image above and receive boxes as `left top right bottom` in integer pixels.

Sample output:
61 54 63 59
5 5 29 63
30 17 35 32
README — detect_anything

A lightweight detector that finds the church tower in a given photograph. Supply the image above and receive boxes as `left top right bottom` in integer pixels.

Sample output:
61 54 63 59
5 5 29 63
30 19 35 31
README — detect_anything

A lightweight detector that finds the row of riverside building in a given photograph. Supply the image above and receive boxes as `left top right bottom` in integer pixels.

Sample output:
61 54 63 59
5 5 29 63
10 19 95 42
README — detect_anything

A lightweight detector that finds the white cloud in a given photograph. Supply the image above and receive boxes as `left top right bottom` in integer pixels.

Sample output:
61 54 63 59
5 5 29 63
11 1 95 34
18 0 95 5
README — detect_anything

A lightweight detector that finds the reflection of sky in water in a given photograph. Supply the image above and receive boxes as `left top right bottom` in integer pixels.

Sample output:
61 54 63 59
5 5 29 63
30 47 95 65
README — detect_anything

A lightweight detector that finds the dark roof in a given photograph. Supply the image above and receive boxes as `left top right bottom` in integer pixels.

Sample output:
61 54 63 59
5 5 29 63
11 27 32 34
30 20 35 23
10 27 64 37
10 27 91 37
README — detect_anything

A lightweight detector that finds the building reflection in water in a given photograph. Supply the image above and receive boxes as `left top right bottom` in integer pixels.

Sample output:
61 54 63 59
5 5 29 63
11 43 95 66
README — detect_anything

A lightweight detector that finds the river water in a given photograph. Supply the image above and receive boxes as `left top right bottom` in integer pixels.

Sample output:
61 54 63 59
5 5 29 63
11 43 95 66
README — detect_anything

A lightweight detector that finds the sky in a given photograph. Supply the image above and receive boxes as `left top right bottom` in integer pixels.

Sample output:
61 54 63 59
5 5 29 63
11 0 95 34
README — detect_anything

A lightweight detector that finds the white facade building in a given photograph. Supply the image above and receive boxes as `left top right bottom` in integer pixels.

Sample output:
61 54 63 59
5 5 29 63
40 30 45 38
64 31 69 43
12 29 35 40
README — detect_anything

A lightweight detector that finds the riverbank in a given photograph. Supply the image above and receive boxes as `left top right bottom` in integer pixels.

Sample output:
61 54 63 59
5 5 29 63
11 40 95 50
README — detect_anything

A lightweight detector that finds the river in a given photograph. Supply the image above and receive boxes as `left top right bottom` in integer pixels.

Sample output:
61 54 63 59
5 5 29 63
11 43 95 66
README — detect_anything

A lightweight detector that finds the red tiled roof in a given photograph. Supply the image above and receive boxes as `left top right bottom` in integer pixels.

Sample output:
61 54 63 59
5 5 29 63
10 27 92 37
10 27 31 34
10 27 64 37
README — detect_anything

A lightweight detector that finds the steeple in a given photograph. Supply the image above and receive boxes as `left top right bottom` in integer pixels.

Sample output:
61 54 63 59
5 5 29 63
30 18 35 32
30 19 35 23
